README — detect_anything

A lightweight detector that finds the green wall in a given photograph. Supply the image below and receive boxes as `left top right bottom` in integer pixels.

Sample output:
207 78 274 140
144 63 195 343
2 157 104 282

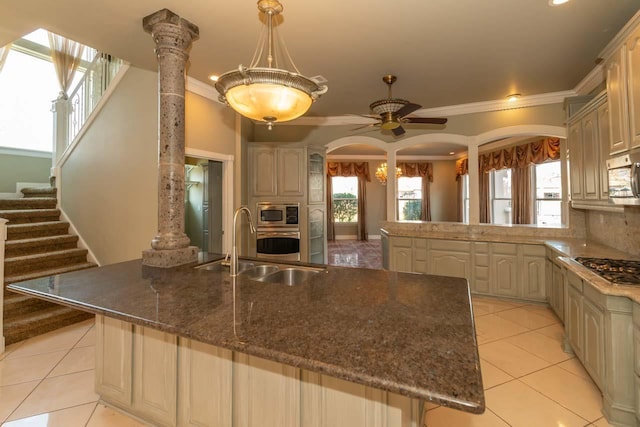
0 152 50 192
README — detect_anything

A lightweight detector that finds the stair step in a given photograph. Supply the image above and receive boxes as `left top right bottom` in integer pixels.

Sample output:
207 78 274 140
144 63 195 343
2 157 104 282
7 221 69 240
5 235 79 258
3 292 54 320
21 187 57 198
0 209 61 224
3 304 94 345
5 248 89 276
4 262 97 286
0 198 57 210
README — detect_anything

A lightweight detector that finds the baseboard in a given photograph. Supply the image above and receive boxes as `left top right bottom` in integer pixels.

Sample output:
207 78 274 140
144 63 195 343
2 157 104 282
369 235 381 240
0 192 19 199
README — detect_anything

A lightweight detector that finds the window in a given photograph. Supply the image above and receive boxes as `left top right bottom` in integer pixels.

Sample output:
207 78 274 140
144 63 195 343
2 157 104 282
534 161 562 226
491 169 512 225
331 176 358 223
397 177 422 220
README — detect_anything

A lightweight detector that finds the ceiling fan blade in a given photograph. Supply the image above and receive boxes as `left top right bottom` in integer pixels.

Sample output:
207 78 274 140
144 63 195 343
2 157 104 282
396 103 422 118
346 113 381 120
392 126 406 136
404 117 448 125
351 123 380 131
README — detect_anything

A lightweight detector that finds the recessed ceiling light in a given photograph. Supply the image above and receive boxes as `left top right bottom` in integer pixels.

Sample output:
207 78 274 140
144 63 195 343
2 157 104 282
449 152 455 155
208 74 219 82
507 93 521 102
549 0 570 5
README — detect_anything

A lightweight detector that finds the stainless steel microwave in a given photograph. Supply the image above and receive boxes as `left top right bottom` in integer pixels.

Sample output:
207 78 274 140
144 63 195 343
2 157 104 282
607 152 640 205
256 202 300 227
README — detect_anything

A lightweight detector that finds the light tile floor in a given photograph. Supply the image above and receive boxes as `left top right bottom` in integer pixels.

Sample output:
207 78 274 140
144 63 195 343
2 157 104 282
0 297 613 426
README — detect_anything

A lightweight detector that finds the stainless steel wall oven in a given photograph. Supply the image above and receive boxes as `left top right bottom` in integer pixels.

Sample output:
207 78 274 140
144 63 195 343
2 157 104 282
255 202 301 261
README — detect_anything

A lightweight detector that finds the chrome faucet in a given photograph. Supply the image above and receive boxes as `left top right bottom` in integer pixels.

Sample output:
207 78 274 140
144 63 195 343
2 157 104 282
230 206 256 277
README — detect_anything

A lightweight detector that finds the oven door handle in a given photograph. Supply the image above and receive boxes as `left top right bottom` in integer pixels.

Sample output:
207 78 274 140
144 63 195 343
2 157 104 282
257 232 300 238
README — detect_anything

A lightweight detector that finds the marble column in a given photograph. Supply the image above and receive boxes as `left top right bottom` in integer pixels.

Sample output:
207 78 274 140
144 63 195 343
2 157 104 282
142 9 199 267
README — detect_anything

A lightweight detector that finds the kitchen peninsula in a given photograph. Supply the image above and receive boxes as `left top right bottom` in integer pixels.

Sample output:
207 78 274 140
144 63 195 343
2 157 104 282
6 255 484 427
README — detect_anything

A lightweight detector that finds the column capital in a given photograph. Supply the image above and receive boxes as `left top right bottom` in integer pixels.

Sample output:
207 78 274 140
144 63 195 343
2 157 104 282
143 9 199 49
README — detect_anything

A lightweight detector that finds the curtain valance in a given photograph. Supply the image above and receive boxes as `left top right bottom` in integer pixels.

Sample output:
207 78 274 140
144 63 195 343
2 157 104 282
327 162 371 181
397 162 433 182
479 137 561 172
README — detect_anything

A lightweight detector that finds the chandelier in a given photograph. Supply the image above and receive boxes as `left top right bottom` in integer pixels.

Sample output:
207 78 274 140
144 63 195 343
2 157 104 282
214 0 328 129
375 162 402 185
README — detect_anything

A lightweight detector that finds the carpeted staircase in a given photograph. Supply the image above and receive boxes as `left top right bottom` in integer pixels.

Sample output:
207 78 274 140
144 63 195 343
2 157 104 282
2 187 96 345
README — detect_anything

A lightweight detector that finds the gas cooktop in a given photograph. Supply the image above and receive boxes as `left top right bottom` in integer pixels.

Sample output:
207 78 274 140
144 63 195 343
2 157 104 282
575 257 640 287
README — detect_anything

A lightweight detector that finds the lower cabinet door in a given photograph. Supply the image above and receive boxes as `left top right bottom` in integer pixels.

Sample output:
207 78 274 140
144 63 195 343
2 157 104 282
566 286 583 360
582 297 605 392
391 246 413 273
429 250 471 280
132 326 178 426
551 264 565 323
491 254 518 297
521 256 546 301
95 315 133 407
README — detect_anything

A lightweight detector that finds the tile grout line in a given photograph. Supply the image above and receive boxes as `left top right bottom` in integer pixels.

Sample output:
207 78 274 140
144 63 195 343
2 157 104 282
2 323 94 424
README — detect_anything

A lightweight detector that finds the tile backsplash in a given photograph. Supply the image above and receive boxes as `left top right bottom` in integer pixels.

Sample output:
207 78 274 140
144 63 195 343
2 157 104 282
586 207 640 257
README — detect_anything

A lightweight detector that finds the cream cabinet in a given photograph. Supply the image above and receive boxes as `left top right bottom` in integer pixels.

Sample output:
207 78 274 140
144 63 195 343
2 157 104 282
491 244 519 298
308 206 326 265
567 92 618 211
582 293 605 392
604 22 640 154
248 146 304 199
549 261 565 323
605 47 629 154
95 315 421 427
427 240 471 280
633 303 640 425
565 272 583 360
386 237 546 302
307 149 325 205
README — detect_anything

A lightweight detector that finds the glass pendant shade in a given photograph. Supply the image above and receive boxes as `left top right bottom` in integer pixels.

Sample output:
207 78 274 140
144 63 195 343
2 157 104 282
214 0 327 128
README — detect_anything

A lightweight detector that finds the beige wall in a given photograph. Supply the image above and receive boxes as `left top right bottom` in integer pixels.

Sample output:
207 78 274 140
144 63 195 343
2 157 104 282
429 160 458 222
61 67 237 265
253 103 565 144
0 152 51 192
61 66 159 265
185 91 236 155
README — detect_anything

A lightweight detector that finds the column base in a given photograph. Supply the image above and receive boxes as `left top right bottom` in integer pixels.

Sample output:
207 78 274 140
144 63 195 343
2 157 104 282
142 246 199 268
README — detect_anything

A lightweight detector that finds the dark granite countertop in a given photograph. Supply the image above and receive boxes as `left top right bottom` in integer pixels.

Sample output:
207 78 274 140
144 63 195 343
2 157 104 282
6 256 484 414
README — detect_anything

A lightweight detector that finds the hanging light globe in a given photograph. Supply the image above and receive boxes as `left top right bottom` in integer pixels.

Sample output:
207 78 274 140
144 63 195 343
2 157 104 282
215 0 328 129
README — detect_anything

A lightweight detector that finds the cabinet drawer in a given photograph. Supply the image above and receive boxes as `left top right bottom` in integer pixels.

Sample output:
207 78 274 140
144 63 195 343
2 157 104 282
567 270 583 292
413 238 427 249
475 254 489 267
430 239 471 252
474 242 489 253
392 237 412 248
521 244 546 257
491 243 517 255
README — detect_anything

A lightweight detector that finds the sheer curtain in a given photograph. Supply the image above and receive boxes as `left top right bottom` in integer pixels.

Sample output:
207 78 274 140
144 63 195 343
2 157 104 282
512 166 533 224
326 162 370 241
0 43 11 75
48 33 85 99
397 162 433 221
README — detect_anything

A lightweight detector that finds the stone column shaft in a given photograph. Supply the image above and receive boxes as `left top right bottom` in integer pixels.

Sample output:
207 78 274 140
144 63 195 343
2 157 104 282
142 9 199 267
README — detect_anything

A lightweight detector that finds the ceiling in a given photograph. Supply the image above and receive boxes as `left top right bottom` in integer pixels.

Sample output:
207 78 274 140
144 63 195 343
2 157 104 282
1 0 638 120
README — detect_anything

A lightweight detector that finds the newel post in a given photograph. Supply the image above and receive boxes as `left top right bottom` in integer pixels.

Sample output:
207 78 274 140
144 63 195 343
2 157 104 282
141 9 200 267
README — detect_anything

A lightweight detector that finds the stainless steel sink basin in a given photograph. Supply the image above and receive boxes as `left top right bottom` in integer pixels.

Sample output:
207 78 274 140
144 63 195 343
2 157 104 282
241 264 279 279
197 260 255 273
255 267 320 286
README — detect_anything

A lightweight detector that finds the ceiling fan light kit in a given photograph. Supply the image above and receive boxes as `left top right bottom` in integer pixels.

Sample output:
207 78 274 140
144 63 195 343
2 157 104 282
354 75 448 137
214 0 328 129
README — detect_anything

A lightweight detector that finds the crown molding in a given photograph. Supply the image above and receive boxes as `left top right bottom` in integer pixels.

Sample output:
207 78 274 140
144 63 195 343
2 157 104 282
287 90 575 127
573 64 604 96
327 154 462 161
186 76 221 102
599 9 640 61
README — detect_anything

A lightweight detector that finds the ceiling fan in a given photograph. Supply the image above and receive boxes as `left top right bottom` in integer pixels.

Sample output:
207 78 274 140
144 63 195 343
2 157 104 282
354 75 447 136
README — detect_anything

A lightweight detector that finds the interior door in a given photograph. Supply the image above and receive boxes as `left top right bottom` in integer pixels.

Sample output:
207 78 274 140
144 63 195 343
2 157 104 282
208 161 223 254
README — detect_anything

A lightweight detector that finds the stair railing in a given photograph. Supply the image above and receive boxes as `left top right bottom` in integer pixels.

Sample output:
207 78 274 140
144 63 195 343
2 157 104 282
51 52 125 176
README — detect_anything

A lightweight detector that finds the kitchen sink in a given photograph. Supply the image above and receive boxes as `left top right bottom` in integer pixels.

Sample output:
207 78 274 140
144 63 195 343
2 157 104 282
197 260 323 285
254 267 320 286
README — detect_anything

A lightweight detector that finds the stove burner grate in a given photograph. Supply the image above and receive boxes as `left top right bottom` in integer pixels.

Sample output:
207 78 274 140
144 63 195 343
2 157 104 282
575 257 640 286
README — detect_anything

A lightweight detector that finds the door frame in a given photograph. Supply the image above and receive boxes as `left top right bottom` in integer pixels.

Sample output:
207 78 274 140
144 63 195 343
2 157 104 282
185 147 234 254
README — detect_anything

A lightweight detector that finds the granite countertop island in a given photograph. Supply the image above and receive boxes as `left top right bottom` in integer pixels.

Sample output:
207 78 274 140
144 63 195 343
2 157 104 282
6 256 484 416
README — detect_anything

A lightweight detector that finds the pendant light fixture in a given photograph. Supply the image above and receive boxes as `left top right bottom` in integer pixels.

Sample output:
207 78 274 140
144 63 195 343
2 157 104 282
215 0 328 129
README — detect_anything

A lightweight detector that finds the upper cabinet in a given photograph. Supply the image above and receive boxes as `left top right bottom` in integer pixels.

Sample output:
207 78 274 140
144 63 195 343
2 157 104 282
248 146 305 199
605 23 640 154
567 93 613 209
